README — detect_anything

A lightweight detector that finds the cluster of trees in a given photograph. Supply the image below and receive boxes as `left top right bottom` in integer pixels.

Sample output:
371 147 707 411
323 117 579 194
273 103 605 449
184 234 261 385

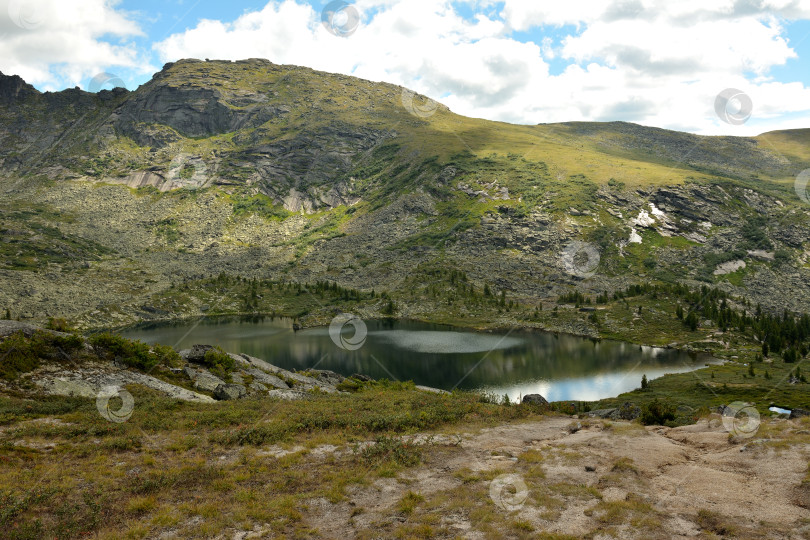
417 267 516 311
174 274 388 314
564 282 810 363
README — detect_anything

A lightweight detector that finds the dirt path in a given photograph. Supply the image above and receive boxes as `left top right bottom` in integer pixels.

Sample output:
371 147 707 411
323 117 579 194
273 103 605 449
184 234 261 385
301 415 810 539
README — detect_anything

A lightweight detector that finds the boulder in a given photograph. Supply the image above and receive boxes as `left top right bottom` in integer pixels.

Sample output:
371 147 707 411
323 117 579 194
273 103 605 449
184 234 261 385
244 367 289 390
415 385 451 395
311 369 345 386
616 402 641 420
522 394 549 406
790 408 810 419
267 389 309 401
184 366 226 393
185 344 215 363
214 384 247 401
587 408 617 419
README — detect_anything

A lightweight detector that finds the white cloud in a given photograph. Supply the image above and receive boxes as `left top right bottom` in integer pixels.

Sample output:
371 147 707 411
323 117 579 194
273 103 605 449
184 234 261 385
0 0 148 90
1 0 801 136
148 0 810 135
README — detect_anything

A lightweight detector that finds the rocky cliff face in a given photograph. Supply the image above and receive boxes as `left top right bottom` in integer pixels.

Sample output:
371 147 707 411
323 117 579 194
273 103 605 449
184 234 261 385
0 59 809 328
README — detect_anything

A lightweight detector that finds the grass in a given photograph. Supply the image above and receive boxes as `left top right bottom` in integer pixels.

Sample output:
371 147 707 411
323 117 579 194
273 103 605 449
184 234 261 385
0 380 538 539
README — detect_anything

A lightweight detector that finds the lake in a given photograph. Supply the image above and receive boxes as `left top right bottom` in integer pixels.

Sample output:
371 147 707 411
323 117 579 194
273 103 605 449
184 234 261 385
120 317 715 402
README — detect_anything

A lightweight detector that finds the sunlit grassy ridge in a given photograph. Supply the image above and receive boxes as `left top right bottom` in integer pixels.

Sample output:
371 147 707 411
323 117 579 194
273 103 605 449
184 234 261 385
88 59 810 195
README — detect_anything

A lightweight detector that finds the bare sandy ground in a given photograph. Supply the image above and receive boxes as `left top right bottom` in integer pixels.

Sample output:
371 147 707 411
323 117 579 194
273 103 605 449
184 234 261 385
299 415 810 539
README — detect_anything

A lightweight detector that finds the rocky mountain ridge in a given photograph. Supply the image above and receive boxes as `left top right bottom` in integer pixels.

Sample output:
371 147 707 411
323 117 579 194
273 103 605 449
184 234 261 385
0 59 809 333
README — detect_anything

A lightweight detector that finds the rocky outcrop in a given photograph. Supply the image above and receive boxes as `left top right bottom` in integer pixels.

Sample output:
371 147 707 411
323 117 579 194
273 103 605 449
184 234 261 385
32 363 214 402
0 72 40 104
789 408 809 419
587 402 641 421
522 394 549 406
214 383 247 400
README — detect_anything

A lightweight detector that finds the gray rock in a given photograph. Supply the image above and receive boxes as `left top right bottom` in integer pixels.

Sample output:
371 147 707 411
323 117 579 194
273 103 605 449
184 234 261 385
185 367 226 393
616 402 641 420
0 320 53 338
186 344 215 363
522 394 549 406
267 389 309 401
214 384 247 400
790 408 810 419
244 367 289 390
249 381 267 392
415 385 451 395
311 369 345 386
587 408 617 419
33 366 214 402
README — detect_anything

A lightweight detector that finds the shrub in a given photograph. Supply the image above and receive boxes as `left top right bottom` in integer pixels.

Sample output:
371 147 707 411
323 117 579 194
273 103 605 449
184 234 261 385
639 399 676 426
45 318 72 332
89 333 178 372
0 332 41 380
361 435 421 467
696 509 736 536
152 343 182 368
201 347 235 379
0 330 86 380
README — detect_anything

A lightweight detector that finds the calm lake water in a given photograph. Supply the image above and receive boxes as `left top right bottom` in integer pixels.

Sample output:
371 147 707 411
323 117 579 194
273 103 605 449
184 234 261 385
120 317 714 402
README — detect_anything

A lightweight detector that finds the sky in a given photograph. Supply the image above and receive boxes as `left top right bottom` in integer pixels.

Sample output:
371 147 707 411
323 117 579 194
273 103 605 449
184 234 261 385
1 0 810 135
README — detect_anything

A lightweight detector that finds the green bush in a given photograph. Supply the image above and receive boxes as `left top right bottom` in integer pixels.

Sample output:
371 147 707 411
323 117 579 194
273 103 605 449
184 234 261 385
0 332 42 380
201 347 235 379
361 435 421 467
639 399 676 426
0 330 87 380
45 318 73 332
89 333 177 372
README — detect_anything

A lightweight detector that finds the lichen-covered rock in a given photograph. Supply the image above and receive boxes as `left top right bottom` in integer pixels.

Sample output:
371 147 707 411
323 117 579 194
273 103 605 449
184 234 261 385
213 383 247 401
522 394 548 406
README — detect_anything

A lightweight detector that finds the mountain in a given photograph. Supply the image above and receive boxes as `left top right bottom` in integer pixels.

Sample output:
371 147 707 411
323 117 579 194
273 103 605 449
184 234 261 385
0 58 809 333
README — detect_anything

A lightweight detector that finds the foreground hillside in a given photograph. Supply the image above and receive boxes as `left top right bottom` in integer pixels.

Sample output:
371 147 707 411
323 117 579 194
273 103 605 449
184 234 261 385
4 393 810 539
1 325 808 539
0 58 808 339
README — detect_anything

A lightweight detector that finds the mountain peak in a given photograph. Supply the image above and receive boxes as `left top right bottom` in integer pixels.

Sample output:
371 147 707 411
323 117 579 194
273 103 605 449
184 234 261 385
0 72 40 104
